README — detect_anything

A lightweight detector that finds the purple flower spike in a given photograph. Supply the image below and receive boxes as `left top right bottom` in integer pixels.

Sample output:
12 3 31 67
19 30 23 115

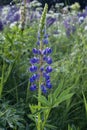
30 84 37 91
46 56 52 64
29 65 37 72
29 24 53 92
46 66 52 73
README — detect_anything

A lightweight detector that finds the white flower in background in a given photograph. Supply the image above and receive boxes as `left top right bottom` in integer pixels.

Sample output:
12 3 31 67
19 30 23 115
84 26 87 30
78 16 84 23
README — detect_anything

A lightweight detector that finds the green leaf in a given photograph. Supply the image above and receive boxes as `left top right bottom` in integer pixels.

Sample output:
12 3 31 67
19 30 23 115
53 80 64 98
82 91 87 117
53 93 73 108
45 123 57 129
37 95 50 106
52 87 73 107
27 114 35 122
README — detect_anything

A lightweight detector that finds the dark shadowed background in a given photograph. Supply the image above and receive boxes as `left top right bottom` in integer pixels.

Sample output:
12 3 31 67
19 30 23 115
0 0 87 9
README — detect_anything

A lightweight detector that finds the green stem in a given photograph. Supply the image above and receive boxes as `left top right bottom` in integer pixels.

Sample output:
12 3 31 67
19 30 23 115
0 60 5 98
36 4 48 129
37 80 42 130
42 108 51 130
14 77 18 102
26 79 30 103
37 38 43 130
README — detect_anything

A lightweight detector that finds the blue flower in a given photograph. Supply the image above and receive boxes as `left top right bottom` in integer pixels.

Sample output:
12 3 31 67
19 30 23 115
30 77 35 83
41 84 47 94
29 65 38 72
42 47 52 55
38 49 42 55
47 48 52 54
46 56 52 64
43 38 49 44
14 13 20 22
46 66 52 73
32 48 38 54
0 20 3 31
46 82 52 89
64 18 76 37
44 33 48 39
43 72 50 80
30 57 39 64
47 17 56 26
43 55 47 61
33 74 39 80
29 73 39 83
36 40 40 45
30 84 37 91
40 66 44 72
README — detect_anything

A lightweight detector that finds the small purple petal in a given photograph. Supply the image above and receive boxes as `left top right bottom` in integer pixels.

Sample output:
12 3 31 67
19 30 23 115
46 82 52 89
43 55 47 61
43 72 50 80
40 66 44 72
36 40 40 45
30 84 37 91
29 65 37 72
32 48 38 54
43 38 49 44
30 57 39 64
0 20 3 31
44 34 48 38
46 56 52 64
41 84 47 94
42 47 52 55
46 66 52 73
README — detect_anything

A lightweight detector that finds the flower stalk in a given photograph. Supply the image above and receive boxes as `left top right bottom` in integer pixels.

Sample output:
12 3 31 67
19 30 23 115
29 4 53 130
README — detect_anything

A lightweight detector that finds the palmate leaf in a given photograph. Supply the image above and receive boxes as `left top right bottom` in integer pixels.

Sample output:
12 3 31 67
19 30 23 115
45 123 57 129
34 85 73 108
48 86 74 108
37 95 50 106
53 80 64 98
27 114 36 122
53 93 73 108
34 95 50 106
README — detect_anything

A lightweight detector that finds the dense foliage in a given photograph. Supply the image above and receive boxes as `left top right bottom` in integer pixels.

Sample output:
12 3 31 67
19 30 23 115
0 0 87 9
0 0 13 5
0 1 87 130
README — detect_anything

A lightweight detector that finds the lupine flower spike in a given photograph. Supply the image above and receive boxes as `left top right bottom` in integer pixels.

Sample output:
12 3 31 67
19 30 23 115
29 4 52 94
